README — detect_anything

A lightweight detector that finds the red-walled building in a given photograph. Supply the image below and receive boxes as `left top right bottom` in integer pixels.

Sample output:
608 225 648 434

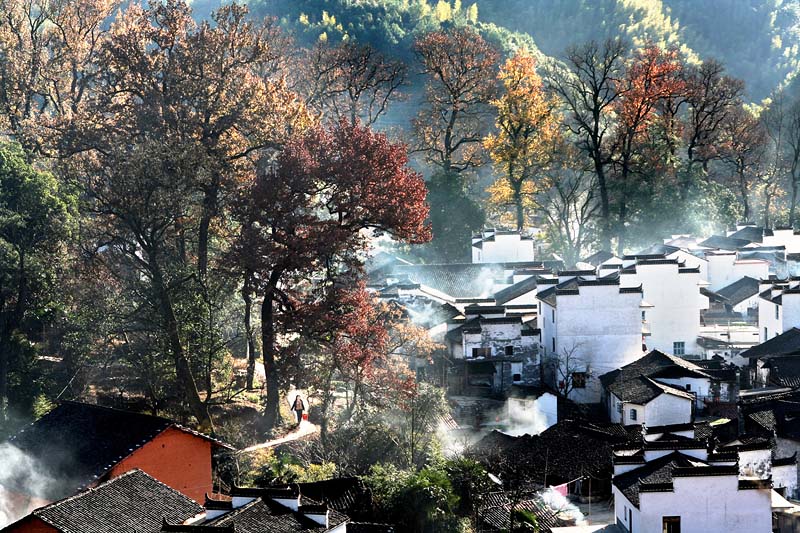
1 402 231 509
1 469 204 533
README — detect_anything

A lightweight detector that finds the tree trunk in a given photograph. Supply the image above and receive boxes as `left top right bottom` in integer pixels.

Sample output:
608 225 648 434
513 180 524 232
197 175 220 279
243 273 257 390
0 333 9 424
261 289 281 430
594 158 612 250
790 172 799 227
149 252 212 430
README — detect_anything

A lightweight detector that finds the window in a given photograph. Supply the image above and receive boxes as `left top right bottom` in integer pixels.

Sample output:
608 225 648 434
662 516 680 533
776 304 780 320
512 373 522 383
629 408 637 421
505 345 515 356
552 309 555 322
642 310 646 321
552 337 556 352
617 402 623 414
765 327 769 340
572 372 587 388
673 341 685 356
685 383 691 392
471 347 491 358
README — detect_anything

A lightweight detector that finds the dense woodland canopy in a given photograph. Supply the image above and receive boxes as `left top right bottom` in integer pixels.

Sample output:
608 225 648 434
3 0 800 508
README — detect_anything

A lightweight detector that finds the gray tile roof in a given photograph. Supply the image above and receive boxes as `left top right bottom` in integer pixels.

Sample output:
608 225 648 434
717 276 760 306
206 497 349 532
741 328 800 360
613 452 712 507
30 469 203 533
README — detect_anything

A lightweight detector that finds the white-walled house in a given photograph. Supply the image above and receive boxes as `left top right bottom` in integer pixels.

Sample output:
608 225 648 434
619 257 706 357
705 251 769 292
538 275 645 403
600 350 719 425
605 376 694 426
758 278 800 342
445 304 539 395
472 229 536 263
612 443 775 533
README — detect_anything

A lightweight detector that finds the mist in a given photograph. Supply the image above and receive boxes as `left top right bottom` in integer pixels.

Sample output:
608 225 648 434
0 443 56 527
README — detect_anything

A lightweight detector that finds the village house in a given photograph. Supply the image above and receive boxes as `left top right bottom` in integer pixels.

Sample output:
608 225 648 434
444 304 539 395
611 444 774 533
758 278 800 342
716 276 761 317
599 350 736 426
619 256 706 357
1 402 231 506
1 470 365 533
537 274 646 404
742 328 800 387
472 228 537 263
0 470 205 533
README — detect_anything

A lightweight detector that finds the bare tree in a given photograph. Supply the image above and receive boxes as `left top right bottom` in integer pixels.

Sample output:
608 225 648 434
548 39 627 250
553 343 590 400
538 164 600 266
682 60 745 192
298 41 407 127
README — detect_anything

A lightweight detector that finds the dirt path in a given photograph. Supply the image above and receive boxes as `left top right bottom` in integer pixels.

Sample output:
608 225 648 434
240 419 319 453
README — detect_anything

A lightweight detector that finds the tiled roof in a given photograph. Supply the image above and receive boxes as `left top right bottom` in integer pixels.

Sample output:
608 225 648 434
717 276 760 306
600 350 711 402
581 250 616 266
29 469 203 533
478 491 571 532
205 496 349 532
613 452 711 507
699 235 752 250
471 420 641 483
636 244 681 256
6 402 228 500
729 226 765 243
740 328 800 359
494 275 538 305
388 263 507 298
765 356 800 388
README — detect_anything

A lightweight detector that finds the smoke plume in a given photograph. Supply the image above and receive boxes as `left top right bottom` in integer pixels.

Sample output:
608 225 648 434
0 443 56 527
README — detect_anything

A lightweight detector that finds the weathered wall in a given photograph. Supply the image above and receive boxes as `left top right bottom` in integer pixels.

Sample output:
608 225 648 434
107 427 212 502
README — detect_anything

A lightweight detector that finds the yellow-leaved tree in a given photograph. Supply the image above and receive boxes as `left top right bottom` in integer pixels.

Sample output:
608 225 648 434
484 50 562 230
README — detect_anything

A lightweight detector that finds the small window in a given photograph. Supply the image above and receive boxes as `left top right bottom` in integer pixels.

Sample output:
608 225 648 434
685 383 691 392
776 304 780 320
662 516 680 533
673 341 685 356
629 408 637 421
765 327 769 340
471 347 491 358
572 372 587 388
552 309 555 322
505 345 514 356
552 337 556 352
642 310 646 321
512 373 522 383
617 402 623 414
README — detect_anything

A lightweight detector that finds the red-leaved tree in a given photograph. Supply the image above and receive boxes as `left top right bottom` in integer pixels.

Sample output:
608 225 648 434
232 120 430 430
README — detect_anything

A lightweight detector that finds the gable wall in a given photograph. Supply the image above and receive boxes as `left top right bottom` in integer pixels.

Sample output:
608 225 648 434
107 427 212 502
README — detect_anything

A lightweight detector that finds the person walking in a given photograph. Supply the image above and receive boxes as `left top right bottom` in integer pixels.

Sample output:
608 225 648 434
291 395 305 426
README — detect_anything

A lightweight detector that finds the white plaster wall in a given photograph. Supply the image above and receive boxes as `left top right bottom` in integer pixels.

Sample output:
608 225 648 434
669 249 709 282
707 255 769 292
758 297 782 342
555 286 644 403
783 293 800 332
764 229 800 253
773 463 799 498
474 234 535 263
732 294 759 314
621 263 702 355
654 377 708 407
613 487 642 533
642 393 693 427
739 449 772 479
638 476 772 533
